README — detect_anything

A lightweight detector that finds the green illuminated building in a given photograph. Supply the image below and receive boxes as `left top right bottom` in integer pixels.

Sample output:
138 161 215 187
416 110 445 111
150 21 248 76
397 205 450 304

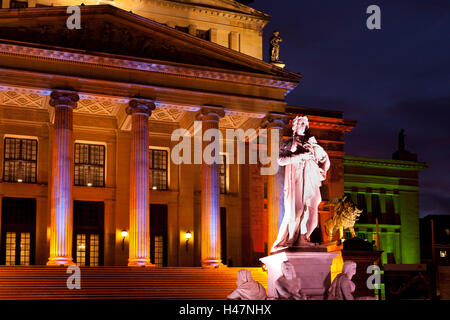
344 153 427 264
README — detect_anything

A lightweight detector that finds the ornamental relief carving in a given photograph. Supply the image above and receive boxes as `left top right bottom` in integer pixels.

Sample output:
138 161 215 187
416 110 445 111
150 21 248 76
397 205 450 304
76 99 124 116
0 91 49 109
0 20 247 72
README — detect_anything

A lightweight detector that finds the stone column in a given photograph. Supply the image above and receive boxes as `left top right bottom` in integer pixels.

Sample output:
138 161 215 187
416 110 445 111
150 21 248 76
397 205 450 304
127 99 155 267
197 106 225 267
262 112 289 252
47 90 79 266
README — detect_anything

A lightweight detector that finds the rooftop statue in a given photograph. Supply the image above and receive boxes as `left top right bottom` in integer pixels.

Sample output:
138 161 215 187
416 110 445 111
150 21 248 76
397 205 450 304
269 31 283 63
271 116 330 252
227 269 267 300
273 261 307 300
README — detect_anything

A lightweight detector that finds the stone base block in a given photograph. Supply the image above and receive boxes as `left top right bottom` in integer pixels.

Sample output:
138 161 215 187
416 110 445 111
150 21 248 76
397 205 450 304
260 249 338 300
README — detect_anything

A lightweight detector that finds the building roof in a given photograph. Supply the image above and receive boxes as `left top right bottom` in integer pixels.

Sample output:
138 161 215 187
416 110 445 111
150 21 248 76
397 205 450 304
0 5 300 84
344 155 428 172
166 0 270 18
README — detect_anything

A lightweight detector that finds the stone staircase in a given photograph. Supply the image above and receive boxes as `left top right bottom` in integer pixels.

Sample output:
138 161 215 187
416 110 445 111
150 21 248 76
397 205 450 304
0 266 268 300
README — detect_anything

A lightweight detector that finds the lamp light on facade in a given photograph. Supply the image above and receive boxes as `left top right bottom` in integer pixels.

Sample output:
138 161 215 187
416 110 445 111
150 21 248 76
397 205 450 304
16 161 25 183
261 263 267 272
185 231 192 251
121 230 128 250
86 166 94 187
152 186 157 190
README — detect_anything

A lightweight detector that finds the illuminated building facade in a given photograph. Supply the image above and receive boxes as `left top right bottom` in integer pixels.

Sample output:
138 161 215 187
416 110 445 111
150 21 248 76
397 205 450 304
0 1 426 269
344 155 427 264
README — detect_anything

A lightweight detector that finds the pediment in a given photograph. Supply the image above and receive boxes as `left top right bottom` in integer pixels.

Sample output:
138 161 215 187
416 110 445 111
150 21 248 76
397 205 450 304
0 5 297 82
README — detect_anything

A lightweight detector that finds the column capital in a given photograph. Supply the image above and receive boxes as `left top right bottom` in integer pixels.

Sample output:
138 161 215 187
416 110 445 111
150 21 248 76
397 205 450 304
126 98 156 116
49 90 79 108
261 112 289 130
197 105 225 122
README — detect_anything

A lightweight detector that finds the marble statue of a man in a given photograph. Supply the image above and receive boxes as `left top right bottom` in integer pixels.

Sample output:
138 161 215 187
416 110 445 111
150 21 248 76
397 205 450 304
274 261 307 300
227 269 267 300
271 116 330 252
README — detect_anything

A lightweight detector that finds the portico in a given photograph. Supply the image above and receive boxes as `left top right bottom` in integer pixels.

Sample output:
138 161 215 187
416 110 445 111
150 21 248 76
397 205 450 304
0 5 305 267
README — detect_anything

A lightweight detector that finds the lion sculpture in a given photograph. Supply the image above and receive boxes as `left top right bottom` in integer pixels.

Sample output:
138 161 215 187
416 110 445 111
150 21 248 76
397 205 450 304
325 196 362 241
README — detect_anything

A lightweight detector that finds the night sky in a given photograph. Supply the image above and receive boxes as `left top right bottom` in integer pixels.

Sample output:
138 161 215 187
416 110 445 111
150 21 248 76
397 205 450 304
250 0 450 218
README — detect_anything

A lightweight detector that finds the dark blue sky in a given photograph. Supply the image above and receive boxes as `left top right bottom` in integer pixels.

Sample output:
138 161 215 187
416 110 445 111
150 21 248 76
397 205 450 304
251 0 450 217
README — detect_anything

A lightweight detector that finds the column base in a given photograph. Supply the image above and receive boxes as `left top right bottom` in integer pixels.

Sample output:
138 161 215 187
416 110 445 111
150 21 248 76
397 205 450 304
128 258 154 267
201 259 223 269
47 257 75 266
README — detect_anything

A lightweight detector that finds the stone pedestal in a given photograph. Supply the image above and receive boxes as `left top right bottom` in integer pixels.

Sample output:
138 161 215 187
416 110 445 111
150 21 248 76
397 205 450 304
271 62 286 69
342 250 382 298
260 248 338 300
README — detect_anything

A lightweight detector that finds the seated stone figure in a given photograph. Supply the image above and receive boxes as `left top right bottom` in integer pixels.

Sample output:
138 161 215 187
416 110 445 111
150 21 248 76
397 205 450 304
327 261 376 300
327 261 357 300
227 269 267 300
274 261 307 300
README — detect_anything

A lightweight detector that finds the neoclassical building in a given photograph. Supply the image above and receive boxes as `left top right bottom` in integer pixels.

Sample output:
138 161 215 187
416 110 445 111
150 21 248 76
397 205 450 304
0 1 425 270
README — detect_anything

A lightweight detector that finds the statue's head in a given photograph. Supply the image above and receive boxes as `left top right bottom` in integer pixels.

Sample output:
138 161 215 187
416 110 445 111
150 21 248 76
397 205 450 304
273 31 280 36
292 116 309 136
342 261 357 280
281 261 296 280
236 269 253 286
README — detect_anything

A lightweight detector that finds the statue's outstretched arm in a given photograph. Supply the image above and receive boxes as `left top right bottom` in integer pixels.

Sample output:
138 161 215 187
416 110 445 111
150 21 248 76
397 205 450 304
278 153 314 166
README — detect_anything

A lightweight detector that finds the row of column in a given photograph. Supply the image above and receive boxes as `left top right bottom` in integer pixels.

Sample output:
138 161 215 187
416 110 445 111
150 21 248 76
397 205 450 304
47 90 157 266
46 89 288 267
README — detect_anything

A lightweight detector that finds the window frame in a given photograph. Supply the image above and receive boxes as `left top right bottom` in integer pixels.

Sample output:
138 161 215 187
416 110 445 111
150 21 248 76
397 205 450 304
3 137 38 184
149 148 169 191
219 154 227 195
74 142 106 187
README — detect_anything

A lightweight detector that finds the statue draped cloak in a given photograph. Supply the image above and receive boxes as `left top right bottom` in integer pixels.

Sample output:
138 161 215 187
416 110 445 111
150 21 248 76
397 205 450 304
271 136 330 252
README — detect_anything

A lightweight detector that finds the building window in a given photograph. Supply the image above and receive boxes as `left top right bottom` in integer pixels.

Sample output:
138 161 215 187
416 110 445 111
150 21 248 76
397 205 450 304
357 232 367 240
10 0 28 8
5 232 16 266
219 155 227 194
149 149 168 190
3 137 37 183
372 194 381 218
74 143 105 187
89 234 100 267
386 195 395 214
20 232 31 266
175 26 189 34
154 235 164 267
357 194 367 214
76 234 87 267
196 29 211 41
